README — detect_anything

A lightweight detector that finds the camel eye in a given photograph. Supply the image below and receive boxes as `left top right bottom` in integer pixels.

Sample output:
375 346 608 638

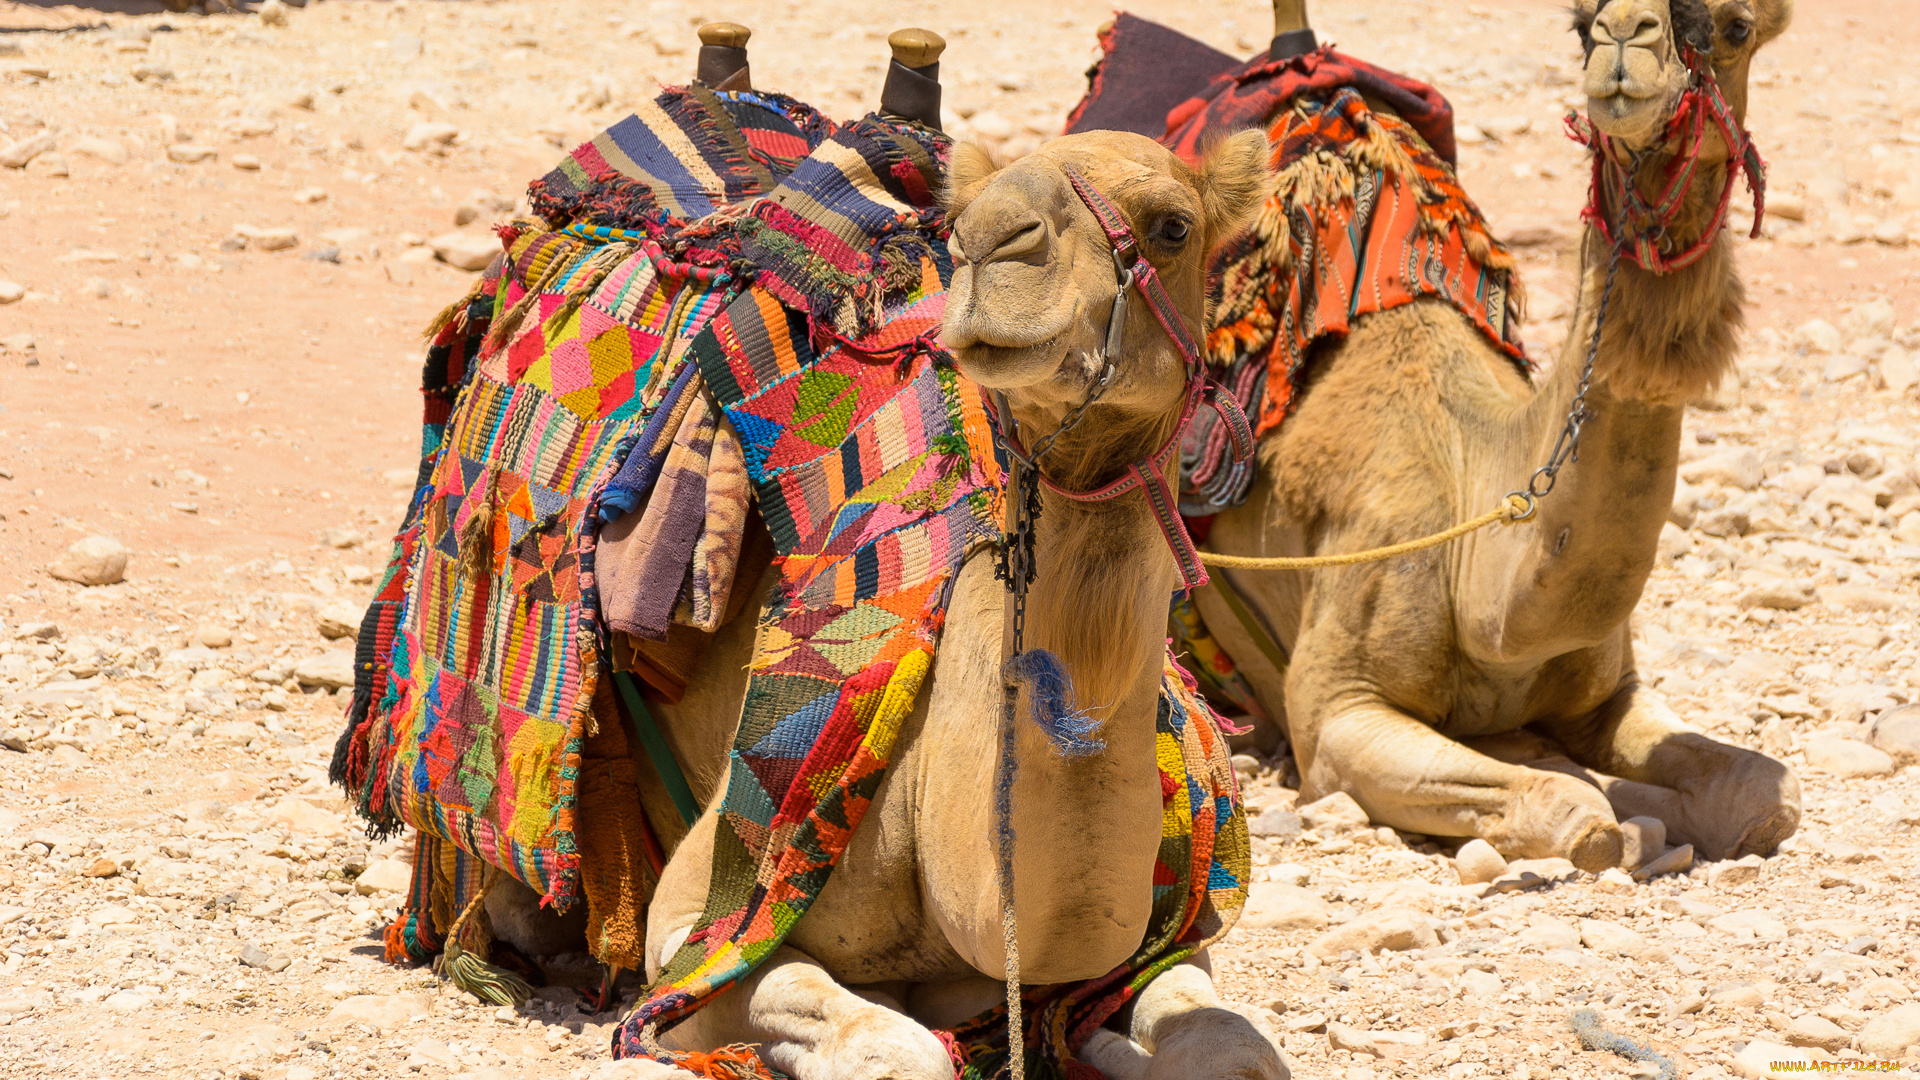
1723 18 1752 46
1155 216 1191 247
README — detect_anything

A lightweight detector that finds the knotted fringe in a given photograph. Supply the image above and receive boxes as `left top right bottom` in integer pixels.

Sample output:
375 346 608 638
1002 649 1103 757
670 1046 779 1080
437 869 533 1007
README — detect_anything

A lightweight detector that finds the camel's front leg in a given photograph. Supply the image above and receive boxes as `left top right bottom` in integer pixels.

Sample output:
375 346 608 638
1082 956 1287 1080
643 813 952 1080
1305 700 1624 870
652 944 954 1080
1539 677 1800 860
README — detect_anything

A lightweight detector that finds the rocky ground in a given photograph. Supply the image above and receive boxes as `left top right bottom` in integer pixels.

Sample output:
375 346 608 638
1 1 1918 1078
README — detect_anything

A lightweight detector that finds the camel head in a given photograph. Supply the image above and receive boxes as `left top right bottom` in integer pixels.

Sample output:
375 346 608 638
940 130 1266 484
1573 0 1792 151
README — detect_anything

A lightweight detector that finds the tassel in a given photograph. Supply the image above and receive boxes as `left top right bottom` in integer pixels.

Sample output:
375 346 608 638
436 872 534 1007
1002 649 1103 758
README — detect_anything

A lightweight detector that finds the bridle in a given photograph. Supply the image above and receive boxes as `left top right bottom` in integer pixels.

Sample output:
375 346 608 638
978 163 1252 1080
1566 40 1766 273
986 164 1252 601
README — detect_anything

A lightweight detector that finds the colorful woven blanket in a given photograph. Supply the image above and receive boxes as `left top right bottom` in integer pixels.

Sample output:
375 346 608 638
1066 21 1529 517
331 89 833 947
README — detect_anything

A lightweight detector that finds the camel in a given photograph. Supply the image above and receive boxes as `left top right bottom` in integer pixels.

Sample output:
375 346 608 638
1188 0 1802 871
623 128 1288 1078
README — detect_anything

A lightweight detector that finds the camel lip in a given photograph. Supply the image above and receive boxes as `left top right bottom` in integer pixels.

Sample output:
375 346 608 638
947 338 1069 390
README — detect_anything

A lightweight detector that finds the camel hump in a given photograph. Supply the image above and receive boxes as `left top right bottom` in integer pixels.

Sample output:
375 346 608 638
881 28 945 130
1271 0 1319 60
696 21 753 92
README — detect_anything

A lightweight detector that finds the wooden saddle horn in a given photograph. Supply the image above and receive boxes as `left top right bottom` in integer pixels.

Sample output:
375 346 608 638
695 21 753 91
1270 0 1318 61
879 28 945 129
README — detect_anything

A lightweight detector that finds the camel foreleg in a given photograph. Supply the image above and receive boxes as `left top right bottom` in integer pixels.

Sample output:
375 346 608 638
1303 699 1624 870
1539 677 1801 860
1081 956 1286 1080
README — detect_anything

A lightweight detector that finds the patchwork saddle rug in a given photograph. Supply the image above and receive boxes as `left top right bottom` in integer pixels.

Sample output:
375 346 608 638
334 79 1251 1079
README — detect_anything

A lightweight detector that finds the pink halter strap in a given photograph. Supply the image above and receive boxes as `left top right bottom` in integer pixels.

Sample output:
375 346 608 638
986 164 1253 594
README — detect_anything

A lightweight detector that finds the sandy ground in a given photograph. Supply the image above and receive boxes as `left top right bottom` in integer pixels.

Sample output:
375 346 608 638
1 1 1918 1078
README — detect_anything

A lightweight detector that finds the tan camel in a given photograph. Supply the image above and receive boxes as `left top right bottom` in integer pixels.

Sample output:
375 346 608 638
621 128 1288 1079
1191 0 1801 871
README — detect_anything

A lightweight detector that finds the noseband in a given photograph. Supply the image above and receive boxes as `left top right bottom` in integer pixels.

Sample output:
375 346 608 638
987 164 1251 595
1566 41 1766 272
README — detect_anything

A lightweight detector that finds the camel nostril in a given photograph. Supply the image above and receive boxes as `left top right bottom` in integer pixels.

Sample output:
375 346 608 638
1594 8 1664 50
980 218 1048 265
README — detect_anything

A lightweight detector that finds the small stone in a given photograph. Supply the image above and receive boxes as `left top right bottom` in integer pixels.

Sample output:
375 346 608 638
267 799 346 838
1695 506 1750 537
1881 348 1918 395
0 133 56 169
193 623 233 649
1298 791 1369 832
1712 981 1765 1008
429 231 499 271
1579 918 1649 958
1267 863 1312 887
239 942 275 969
1618 817 1666 869
1478 115 1532 140
1635 837 1697 880
68 136 128 166
1824 355 1872 383
1518 917 1581 950
1758 717 1794 757
1452 839 1506 884
0 280 22 305
104 990 151 1012
354 858 412 895
1816 585 1910 613
402 121 459 152
255 228 299 252
1894 511 1920 546
1804 733 1896 778
1593 867 1636 893
1248 810 1302 839
389 35 425 60
1711 908 1788 940
1 331 35 354
259 0 291 27
1307 907 1436 958
1680 447 1763 491
132 64 174 83
1732 1040 1822 1079
232 154 262 171
49 535 129 586
166 145 218 164
292 186 329 205
316 603 361 641
1793 319 1843 354
1738 581 1814 611
384 261 414 286
321 526 363 549
326 993 432 1032
1858 1002 1920 1058
1457 968 1502 998
1869 704 1920 765
1708 854 1767 889
1238 882 1329 931
82 856 119 878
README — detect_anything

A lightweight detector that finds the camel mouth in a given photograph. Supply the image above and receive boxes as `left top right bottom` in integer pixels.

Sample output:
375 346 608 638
1583 47 1684 144
947 337 1072 392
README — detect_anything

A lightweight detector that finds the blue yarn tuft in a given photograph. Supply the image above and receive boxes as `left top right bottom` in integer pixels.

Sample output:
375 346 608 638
1002 649 1104 758
1569 1008 1676 1080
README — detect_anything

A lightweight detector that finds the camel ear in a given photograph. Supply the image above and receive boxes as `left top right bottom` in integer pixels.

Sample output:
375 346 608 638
1196 128 1270 250
941 142 1001 215
1756 0 1793 45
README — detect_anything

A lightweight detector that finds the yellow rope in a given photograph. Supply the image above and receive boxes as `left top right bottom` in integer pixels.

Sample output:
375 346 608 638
1197 493 1535 570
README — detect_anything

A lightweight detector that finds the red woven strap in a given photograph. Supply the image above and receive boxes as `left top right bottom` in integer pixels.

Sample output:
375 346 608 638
1567 47 1766 273
1061 165 1205 370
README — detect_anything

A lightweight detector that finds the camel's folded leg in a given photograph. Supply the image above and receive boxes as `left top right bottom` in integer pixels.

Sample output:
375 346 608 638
1119 956 1287 1080
1305 701 1624 870
642 814 950 1080
1537 678 1801 860
650 944 954 1080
